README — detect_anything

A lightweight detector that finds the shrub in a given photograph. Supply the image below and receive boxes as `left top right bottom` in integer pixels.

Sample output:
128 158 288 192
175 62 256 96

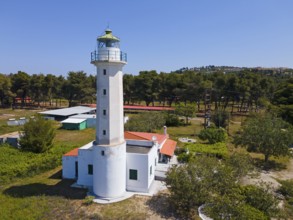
211 110 229 128
165 114 182 127
198 127 227 144
241 184 279 217
184 142 228 159
177 152 192 163
83 196 95 205
124 112 166 132
20 115 56 153
278 179 293 198
0 144 75 184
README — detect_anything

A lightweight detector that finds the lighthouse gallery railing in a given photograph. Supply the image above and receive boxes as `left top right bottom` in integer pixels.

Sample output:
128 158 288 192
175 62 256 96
91 50 127 62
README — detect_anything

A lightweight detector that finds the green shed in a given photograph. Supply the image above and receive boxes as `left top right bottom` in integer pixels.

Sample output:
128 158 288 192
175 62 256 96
61 118 87 130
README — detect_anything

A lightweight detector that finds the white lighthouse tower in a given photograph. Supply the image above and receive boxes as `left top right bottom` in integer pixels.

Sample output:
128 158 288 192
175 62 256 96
91 29 127 198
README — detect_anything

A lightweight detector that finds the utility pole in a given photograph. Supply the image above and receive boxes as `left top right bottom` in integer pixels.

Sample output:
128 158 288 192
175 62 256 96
204 89 212 128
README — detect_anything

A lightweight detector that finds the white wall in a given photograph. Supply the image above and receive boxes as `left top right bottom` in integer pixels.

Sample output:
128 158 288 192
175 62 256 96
95 62 125 145
77 148 94 187
93 142 126 198
62 156 77 179
126 153 149 192
126 145 158 193
147 144 158 188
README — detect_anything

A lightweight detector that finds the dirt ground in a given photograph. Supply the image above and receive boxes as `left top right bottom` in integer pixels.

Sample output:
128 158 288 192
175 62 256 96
242 159 293 190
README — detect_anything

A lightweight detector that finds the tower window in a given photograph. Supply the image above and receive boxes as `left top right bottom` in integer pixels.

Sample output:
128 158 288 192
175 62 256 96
103 69 106 75
103 109 106 115
103 89 106 95
101 150 105 156
88 164 93 175
103 130 106 135
150 165 152 175
129 169 138 180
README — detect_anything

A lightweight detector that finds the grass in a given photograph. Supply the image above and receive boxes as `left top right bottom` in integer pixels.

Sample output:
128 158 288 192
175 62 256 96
0 167 88 220
157 118 204 142
0 167 154 220
0 109 39 135
54 127 95 147
249 152 290 171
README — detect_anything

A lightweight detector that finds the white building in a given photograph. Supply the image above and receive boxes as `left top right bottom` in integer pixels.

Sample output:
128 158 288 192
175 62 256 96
62 29 177 198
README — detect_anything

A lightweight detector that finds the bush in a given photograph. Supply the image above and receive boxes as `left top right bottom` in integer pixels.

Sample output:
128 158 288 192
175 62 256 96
165 114 182 127
20 115 56 153
241 185 279 217
278 179 293 198
83 196 95 205
177 152 193 163
0 144 76 184
183 142 228 159
211 110 229 128
198 127 227 144
228 153 254 179
206 197 268 220
124 112 166 132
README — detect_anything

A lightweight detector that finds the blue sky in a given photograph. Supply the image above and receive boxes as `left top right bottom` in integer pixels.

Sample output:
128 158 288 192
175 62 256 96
1 0 292 76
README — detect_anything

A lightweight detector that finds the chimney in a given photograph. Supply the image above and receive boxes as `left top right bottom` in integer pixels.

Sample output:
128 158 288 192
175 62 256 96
163 126 167 136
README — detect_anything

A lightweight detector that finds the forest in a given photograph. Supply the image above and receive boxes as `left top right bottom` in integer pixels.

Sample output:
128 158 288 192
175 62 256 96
0 67 292 124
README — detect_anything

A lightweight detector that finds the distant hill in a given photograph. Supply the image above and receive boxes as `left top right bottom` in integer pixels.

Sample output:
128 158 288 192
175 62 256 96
175 65 293 76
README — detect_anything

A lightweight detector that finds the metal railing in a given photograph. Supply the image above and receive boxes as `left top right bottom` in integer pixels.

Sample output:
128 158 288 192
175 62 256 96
91 50 127 62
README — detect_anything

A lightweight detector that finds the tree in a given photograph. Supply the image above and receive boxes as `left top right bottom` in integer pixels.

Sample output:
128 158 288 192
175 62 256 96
11 71 30 107
0 74 15 107
43 74 56 106
62 71 94 106
211 110 229 128
165 156 221 217
165 156 246 218
123 74 135 104
235 114 293 163
166 155 277 219
175 103 196 125
134 71 159 106
30 74 45 107
273 78 293 124
20 115 56 153
198 127 227 144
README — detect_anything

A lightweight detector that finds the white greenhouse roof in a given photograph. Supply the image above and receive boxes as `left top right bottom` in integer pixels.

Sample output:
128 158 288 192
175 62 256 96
39 106 95 116
61 118 86 124
70 114 96 119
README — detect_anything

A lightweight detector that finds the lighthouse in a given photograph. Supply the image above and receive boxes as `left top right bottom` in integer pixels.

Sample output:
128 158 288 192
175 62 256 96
61 28 178 200
91 29 127 198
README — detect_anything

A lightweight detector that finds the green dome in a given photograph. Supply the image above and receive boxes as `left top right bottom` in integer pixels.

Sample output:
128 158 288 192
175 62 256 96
97 29 120 42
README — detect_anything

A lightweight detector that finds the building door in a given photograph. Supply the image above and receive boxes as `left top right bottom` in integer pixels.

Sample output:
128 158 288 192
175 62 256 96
75 161 78 178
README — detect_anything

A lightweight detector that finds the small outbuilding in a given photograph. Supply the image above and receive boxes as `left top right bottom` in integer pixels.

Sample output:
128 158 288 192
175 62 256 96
61 118 87 130
69 114 96 128
6 135 20 148
39 106 95 121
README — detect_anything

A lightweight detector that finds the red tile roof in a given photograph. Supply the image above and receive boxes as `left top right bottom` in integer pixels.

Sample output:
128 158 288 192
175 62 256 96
82 104 174 111
63 148 79 157
160 139 177 157
124 105 174 111
124 131 167 144
64 132 175 157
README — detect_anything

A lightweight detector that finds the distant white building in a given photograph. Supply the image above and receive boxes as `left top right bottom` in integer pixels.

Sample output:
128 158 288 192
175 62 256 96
62 29 176 198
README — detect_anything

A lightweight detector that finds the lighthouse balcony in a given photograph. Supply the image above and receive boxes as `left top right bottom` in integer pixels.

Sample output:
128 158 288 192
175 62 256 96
91 50 127 63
